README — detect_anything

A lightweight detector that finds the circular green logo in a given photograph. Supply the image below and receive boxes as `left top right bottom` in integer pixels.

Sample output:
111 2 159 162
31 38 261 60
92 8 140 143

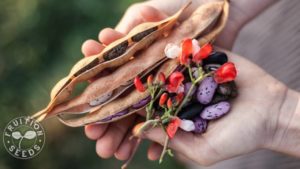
3 116 45 159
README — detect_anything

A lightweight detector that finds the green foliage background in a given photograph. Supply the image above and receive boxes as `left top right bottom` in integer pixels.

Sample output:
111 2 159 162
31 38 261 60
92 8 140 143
0 0 186 169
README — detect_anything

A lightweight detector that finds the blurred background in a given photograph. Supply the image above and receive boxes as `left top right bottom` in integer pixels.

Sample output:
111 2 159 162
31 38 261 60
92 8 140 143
0 0 185 169
1 0 300 169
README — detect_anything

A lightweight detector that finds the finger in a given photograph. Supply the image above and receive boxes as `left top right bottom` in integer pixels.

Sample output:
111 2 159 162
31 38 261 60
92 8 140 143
81 39 104 57
98 28 125 45
95 115 136 159
84 124 108 140
147 142 163 161
115 5 167 34
114 116 144 160
114 131 136 161
136 109 146 117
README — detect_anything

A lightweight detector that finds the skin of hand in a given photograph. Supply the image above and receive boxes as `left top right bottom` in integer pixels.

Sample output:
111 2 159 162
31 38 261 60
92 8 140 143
81 0 298 164
133 49 300 165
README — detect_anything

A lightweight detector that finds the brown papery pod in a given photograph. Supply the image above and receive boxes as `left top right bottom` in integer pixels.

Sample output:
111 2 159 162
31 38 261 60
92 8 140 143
58 59 179 127
57 0 228 127
47 57 168 117
32 3 191 121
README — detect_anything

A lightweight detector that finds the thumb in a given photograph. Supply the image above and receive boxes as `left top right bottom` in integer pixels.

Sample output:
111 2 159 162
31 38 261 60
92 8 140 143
115 4 167 34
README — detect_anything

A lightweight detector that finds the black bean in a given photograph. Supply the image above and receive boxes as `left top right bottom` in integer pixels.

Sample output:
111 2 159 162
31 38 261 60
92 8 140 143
131 26 158 42
203 64 221 73
210 94 229 105
178 103 204 120
203 52 228 65
103 40 129 61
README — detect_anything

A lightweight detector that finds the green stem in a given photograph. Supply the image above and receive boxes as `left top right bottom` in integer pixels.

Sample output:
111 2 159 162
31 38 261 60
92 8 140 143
174 84 196 116
188 65 195 83
146 86 164 120
136 119 160 135
159 136 170 163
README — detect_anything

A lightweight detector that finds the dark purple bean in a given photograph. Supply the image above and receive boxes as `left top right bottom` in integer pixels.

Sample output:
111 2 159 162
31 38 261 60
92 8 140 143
197 77 218 104
193 117 207 134
132 96 151 109
200 101 230 120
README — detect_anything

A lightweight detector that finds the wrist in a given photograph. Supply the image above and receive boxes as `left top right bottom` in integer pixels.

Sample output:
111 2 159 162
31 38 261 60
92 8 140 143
266 88 300 157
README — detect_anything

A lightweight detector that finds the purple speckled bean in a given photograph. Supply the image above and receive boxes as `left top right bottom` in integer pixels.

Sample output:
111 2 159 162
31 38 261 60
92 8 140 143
184 82 196 96
112 109 129 118
132 96 151 109
197 77 218 104
200 101 230 120
193 117 207 134
99 116 113 122
99 109 129 122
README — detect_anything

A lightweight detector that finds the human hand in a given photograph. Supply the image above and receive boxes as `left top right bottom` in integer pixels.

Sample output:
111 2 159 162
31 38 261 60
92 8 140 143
82 0 279 162
133 48 300 165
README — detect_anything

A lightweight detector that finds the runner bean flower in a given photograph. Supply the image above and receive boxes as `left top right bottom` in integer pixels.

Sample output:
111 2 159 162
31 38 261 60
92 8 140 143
214 62 237 83
166 117 181 139
134 38 238 164
166 71 184 93
134 76 146 92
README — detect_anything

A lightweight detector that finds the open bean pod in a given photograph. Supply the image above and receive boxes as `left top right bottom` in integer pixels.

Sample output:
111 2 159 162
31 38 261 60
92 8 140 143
32 2 191 121
54 0 229 127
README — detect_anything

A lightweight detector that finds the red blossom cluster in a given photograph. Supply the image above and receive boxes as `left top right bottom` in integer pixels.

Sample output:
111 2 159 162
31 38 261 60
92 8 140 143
133 39 237 139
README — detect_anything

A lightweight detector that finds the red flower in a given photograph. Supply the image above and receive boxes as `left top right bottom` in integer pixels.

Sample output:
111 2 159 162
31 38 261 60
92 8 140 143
214 62 237 84
159 93 168 107
166 117 181 139
179 39 193 65
192 44 213 64
159 72 166 84
167 98 173 109
134 76 146 92
166 71 184 93
147 74 153 86
175 92 184 104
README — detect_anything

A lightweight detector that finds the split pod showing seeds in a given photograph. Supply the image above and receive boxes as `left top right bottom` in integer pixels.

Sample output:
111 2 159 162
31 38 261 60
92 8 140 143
32 3 191 121
31 0 230 127
58 59 179 126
